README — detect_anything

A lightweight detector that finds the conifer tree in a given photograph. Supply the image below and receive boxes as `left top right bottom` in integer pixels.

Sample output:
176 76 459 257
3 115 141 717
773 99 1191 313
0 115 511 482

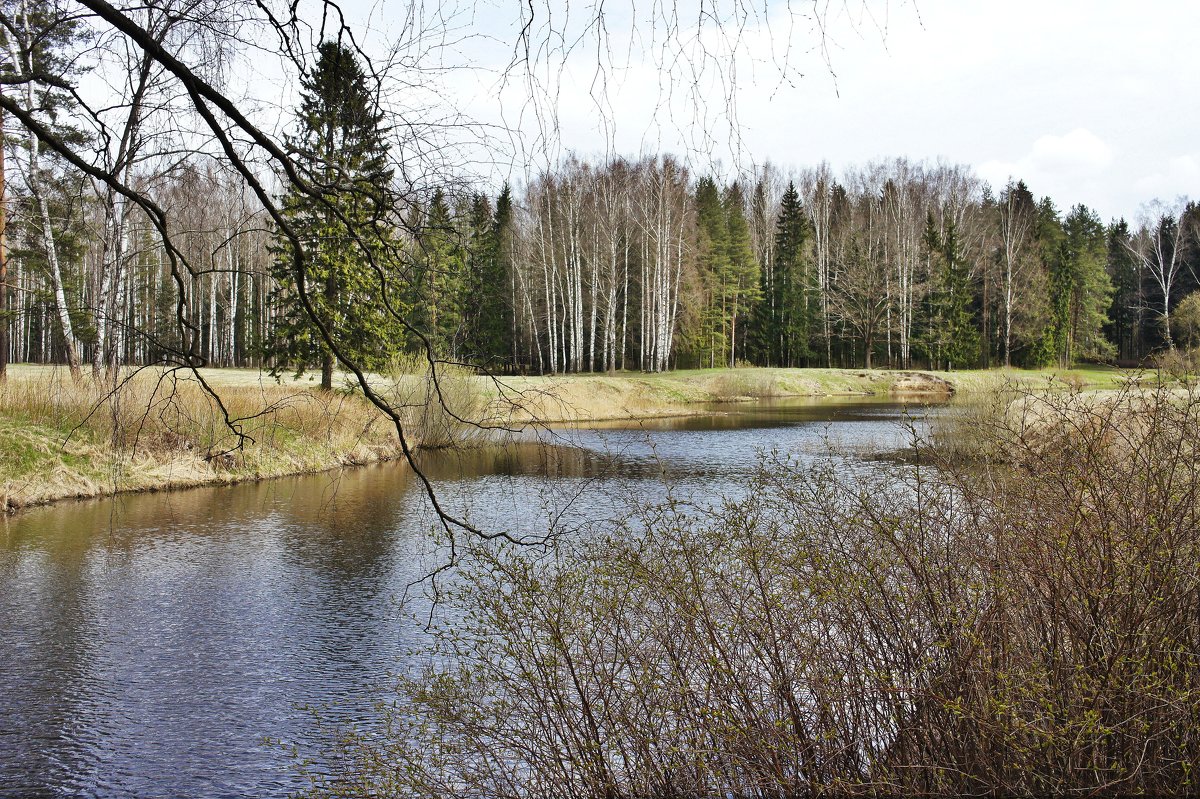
938 220 980 369
411 189 466 357
776 182 813 365
723 182 761 367
1030 201 1115 366
1057 204 1114 364
693 177 728 367
1028 197 1066 367
1043 254 1072 367
919 216 978 369
1105 220 1142 361
749 181 813 366
746 180 773 365
462 186 515 370
266 40 400 390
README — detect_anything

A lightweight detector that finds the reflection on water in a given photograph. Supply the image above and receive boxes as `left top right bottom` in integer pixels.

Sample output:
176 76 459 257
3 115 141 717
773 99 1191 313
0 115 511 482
0 396 941 798
0 469 435 799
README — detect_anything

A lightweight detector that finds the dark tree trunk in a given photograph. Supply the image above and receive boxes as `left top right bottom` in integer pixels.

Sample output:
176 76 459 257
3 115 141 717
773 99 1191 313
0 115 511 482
321 272 335 390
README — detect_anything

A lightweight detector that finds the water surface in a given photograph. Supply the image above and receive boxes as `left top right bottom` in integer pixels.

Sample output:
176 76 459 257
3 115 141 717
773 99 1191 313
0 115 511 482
0 396 938 798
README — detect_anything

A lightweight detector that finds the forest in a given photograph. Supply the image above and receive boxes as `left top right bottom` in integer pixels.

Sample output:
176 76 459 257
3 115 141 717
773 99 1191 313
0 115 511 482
2 33 1198 384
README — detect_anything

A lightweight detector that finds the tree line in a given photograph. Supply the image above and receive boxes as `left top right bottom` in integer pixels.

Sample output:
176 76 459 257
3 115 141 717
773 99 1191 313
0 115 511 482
476 158 1200 374
3 36 1198 381
8 155 1197 378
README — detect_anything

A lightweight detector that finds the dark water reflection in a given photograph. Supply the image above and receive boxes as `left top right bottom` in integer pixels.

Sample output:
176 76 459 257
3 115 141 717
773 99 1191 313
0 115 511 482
0 396 940 798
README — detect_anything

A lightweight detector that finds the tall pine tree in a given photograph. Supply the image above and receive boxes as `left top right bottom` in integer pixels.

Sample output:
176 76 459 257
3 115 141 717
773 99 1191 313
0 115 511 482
919 215 979 370
693 177 729 367
409 189 466 357
1105 220 1141 361
749 181 813 366
776 182 813 365
1058 204 1114 365
723 182 761 367
266 41 401 390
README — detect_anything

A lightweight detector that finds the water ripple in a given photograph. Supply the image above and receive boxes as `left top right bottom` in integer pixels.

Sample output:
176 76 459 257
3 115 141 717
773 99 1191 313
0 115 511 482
0 396 938 797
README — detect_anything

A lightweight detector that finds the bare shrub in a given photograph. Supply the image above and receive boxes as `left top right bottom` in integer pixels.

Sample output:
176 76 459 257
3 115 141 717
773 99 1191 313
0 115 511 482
381 354 490 449
309 381 1200 798
1152 347 1200 380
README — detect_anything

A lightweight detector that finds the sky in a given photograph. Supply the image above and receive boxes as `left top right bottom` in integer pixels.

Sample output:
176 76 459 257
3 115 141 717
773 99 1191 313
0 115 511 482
727 0 1200 223
261 0 1199 222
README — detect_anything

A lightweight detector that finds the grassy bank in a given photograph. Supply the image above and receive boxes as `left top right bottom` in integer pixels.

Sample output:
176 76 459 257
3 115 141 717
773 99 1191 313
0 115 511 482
0 362 1128 511
491 363 1128 422
0 365 405 512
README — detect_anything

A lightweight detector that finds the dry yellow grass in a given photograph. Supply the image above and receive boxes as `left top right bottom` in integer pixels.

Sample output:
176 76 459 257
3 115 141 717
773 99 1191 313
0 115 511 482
0 366 402 511
0 362 1131 511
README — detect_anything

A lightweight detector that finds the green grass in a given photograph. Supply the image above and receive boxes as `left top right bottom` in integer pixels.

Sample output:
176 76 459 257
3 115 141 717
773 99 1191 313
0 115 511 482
493 364 1128 413
656 364 1126 390
928 364 1130 392
469 364 1139 423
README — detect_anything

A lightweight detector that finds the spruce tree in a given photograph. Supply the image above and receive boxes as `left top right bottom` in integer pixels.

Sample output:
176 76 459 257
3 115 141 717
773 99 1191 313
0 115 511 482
1030 201 1115 367
693 177 728 367
1029 197 1067 367
723 182 761 367
1059 204 1115 364
775 182 813 366
410 189 466 357
1105 220 1141 361
746 181 774 365
938 221 980 369
918 216 978 370
462 186 515 370
749 181 812 366
266 40 401 390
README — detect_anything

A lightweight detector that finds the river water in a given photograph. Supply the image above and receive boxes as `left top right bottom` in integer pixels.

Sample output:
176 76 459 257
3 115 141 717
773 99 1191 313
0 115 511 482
0 397 937 798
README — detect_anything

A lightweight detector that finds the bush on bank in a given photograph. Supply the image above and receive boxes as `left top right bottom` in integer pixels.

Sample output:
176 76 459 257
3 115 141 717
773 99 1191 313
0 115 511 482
310 381 1200 798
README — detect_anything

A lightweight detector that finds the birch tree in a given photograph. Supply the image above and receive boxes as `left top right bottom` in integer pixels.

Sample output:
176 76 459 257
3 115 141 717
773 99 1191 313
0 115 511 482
799 162 835 366
87 0 232 377
997 179 1036 366
1 0 86 378
1128 199 1197 350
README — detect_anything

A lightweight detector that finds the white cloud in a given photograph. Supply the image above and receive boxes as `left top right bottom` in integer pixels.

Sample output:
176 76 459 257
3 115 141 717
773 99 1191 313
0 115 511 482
978 129 1115 210
1027 129 1114 176
1173 155 1200 175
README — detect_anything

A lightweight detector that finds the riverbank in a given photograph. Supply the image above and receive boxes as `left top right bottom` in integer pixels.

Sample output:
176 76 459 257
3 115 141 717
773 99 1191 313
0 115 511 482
0 366 410 513
0 363 1128 512
491 364 1128 422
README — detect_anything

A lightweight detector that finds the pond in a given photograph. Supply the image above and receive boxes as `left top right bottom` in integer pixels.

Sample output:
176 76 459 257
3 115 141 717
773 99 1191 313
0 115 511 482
0 396 942 798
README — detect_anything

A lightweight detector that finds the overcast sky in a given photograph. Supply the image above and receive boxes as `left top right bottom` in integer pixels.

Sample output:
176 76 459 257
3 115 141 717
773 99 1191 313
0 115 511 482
734 0 1199 223
316 0 1197 221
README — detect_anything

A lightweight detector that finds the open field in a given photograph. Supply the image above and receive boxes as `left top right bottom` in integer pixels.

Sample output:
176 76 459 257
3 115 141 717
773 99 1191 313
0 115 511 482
0 362 1135 511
